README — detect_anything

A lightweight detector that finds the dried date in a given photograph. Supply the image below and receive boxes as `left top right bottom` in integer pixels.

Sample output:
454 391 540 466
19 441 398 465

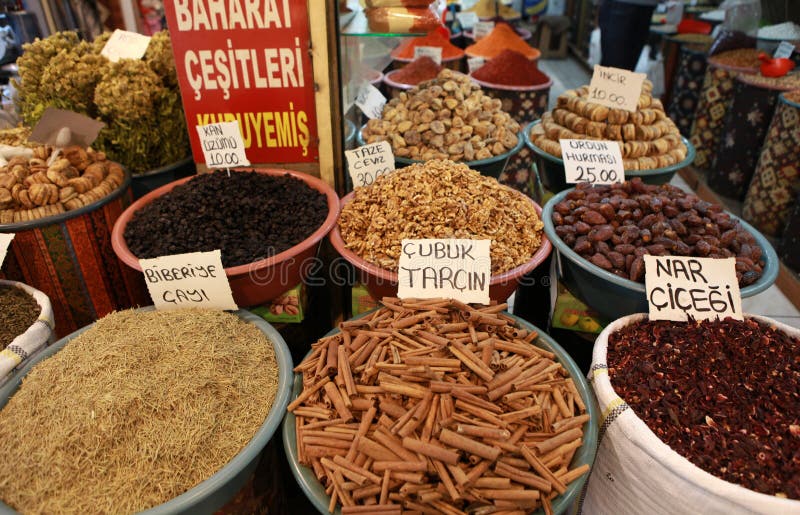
551 179 765 285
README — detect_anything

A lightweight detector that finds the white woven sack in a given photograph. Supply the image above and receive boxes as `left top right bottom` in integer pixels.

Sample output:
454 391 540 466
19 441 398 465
582 313 800 515
0 279 54 386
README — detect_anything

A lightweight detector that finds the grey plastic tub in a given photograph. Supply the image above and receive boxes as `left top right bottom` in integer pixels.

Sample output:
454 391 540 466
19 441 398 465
0 307 293 515
542 188 780 321
282 310 599 515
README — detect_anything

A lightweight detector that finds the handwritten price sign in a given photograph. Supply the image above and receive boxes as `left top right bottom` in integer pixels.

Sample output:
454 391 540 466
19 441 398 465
588 65 646 113
345 141 394 188
559 139 624 185
355 82 387 120
196 121 250 169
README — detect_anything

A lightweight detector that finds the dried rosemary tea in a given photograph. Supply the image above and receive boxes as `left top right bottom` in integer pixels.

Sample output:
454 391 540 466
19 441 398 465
0 309 279 514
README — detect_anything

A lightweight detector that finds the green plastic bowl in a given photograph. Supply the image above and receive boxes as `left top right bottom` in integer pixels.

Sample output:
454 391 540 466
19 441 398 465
282 310 599 515
523 120 697 193
0 307 293 515
357 124 524 178
543 188 780 321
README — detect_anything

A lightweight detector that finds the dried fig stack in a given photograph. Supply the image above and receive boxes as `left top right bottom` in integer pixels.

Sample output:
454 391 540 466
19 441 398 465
361 69 521 161
530 81 688 170
0 145 125 224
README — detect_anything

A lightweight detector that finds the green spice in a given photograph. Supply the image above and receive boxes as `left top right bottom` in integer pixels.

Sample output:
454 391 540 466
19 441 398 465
0 286 40 349
13 30 190 174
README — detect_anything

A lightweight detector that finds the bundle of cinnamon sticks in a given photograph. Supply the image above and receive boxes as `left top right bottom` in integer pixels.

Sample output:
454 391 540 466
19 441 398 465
288 298 590 515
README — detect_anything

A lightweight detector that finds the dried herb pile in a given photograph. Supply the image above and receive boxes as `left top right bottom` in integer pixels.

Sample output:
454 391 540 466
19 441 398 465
0 309 279 514
608 317 800 499
0 285 40 349
124 170 329 268
13 31 189 174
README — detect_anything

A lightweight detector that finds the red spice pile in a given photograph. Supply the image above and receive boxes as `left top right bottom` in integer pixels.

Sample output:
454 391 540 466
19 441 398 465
391 57 443 85
472 49 550 86
391 31 464 60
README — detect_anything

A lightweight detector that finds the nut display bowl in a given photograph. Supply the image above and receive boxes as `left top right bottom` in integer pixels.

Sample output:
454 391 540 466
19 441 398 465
542 188 779 321
357 125 525 178
0 307 293 515
111 169 339 307
344 119 357 149
282 310 599 515
523 120 697 193
330 190 552 302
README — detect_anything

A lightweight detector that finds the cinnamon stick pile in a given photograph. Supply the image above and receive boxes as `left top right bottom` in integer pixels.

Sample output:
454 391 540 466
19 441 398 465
289 298 590 515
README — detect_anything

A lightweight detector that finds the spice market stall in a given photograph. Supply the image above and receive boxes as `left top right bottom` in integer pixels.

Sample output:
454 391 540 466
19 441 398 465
1 1 799 514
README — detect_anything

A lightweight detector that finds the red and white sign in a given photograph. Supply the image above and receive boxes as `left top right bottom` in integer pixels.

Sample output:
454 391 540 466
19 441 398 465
164 0 318 164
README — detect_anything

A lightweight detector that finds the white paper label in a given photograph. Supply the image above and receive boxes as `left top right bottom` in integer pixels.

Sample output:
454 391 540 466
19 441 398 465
588 65 647 113
644 256 742 322
140 250 238 311
355 82 387 120
345 141 394 188
413 46 443 65
467 57 485 73
456 11 479 29
0 233 13 267
100 29 152 62
559 139 624 185
196 121 250 168
398 239 491 305
774 41 795 59
473 21 495 40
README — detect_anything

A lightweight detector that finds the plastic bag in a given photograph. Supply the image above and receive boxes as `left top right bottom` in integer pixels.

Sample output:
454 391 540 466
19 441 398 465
646 52 665 98
365 3 443 33
719 0 761 36
581 313 800 515
708 29 757 56
0 280 54 387
588 27 601 67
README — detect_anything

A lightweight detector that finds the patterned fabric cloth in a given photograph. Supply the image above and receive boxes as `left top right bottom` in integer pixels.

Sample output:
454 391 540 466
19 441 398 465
0 280 54 386
742 95 800 236
0 185 150 337
486 83 550 197
690 63 753 170
708 77 786 200
500 144 538 197
779 191 800 273
667 46 708 137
